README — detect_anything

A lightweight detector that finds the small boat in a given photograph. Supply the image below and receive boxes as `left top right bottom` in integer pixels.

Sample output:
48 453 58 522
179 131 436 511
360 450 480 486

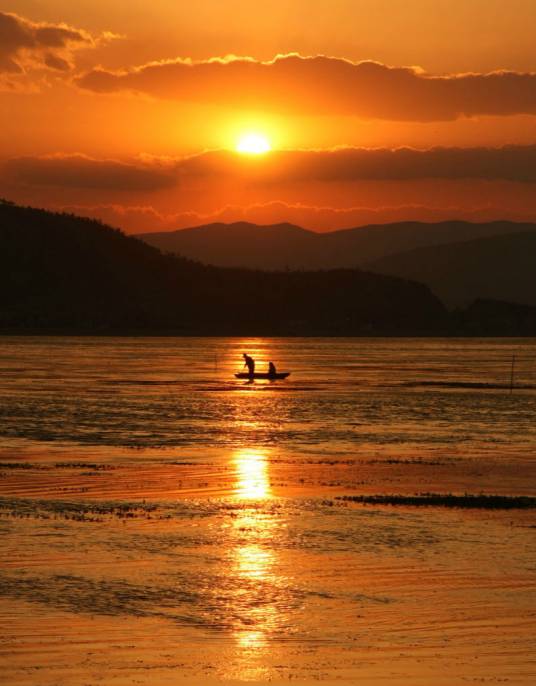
235 372 291 380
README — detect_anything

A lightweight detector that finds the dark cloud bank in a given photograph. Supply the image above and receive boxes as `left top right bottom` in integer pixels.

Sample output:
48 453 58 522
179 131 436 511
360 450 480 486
77 54 536 121
0 11 92 74
5 145 536 191
4 154 176 191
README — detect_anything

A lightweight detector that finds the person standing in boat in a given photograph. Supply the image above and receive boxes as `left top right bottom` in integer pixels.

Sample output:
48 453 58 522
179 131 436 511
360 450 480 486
243 353 255 376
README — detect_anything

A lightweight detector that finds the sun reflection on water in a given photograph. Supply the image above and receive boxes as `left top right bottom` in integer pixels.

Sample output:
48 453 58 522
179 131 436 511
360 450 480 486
230 535 278 657
225 447 282 672
233 448 272 499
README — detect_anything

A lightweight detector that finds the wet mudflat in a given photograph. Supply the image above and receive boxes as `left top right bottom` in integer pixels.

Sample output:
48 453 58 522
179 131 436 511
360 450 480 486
1 337 535 685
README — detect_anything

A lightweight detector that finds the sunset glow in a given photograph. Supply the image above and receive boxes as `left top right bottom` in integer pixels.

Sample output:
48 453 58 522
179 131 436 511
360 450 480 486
3 2 536 232
236 133 271 155
3 3 536 685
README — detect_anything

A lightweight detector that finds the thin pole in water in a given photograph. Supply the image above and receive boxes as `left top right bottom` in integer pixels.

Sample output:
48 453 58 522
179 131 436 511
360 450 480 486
510 354 516 395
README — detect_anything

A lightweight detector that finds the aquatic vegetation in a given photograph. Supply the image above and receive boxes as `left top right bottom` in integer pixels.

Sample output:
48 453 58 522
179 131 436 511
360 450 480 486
0 496 160 521
0 462 42 470
54 462 116 470
337 493 536 509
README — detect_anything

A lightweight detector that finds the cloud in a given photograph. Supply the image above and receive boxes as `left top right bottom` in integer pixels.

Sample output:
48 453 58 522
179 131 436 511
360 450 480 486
59 203 175 231
3 154 176 191
5 145 536 198
173 145 536 184
0 11 94 75
55 200 536 234
76 53 536 121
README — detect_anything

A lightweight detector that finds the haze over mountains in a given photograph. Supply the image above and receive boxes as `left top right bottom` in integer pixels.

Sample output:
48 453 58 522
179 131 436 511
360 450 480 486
0 201 445 335
367 231 536 308
3 201 535 335
137 220 536 307
137 219 534 268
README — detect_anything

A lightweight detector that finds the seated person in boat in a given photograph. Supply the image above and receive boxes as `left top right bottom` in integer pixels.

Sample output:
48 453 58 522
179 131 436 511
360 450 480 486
268 361 277 376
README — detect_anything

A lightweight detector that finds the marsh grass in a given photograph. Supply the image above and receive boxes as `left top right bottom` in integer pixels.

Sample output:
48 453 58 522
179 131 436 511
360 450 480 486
337 493 536 509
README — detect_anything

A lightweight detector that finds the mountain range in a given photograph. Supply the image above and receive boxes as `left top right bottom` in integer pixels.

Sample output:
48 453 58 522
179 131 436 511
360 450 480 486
366 230 536 308
136 219 535 268
3 201 535 335
0 201 446 335
137 220 536 308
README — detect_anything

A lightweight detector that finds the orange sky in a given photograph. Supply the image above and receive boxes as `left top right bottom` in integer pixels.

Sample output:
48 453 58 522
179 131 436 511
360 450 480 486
2 1 536 232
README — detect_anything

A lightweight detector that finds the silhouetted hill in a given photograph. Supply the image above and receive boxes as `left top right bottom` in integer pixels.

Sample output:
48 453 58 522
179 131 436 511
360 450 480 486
0 201 447 335
366 231 536 308
138 222 316 270
453 299 536 336
136 220 536 270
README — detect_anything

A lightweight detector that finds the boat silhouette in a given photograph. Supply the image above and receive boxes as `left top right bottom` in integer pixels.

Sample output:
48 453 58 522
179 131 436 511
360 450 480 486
235 372 290 380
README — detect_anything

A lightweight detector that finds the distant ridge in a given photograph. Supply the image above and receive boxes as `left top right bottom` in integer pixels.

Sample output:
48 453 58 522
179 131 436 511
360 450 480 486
0 201 447 335
137 221 319 270
366 230 536 307
136 219 536 271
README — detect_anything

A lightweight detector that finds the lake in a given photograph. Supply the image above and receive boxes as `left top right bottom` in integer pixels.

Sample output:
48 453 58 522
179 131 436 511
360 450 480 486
1 337 535 685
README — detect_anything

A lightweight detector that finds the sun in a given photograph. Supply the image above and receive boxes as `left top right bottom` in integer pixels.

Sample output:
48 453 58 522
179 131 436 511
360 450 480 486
236 133 271 155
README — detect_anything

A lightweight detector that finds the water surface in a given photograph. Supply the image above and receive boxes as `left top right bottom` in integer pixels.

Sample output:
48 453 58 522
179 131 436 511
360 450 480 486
1 337 535 685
